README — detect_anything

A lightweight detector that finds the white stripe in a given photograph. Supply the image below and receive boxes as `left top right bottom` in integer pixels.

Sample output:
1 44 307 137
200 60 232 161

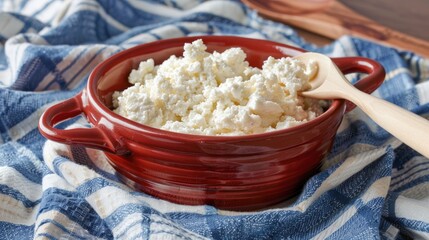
86 186 141 218
382 225 400 239
128 0 246 24
43 140 73 173
71 2 129 32
384 67 410 81
21 1 63 23
419 58 429 80
1 1 15 11
118 223 144 240
331 36 358 58
416 80 429 105
112 213 144 239
127 0 183 17
398 193 429 217
121 34 159 48
36 1 65 23
235 32 266 40
20 0 51 16
133 194 208 215
0 166 42 201
5 38 30 86
399 182 429 201
311 177 390 239
51 0 73 26
149 25 184 39
178 22 209 33
149 214 207 240
323 138 401 171
337 106 381 134
0 14 24 37
36 72 56 90
410 231 429 240
395 195 429 240
188 1 246 24
9 102 56 141
0 194 39 225
42 174 76 192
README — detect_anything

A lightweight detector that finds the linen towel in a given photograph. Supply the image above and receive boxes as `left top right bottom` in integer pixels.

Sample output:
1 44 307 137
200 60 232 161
1 0 429 239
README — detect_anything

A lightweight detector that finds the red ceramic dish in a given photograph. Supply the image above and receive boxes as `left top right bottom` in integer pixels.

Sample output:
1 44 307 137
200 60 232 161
38 36 385 211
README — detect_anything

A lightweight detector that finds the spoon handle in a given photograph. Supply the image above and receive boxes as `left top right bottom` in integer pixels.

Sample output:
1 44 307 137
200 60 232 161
343 88 429 158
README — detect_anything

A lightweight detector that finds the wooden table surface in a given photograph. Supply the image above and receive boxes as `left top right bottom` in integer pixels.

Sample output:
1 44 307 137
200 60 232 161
298 0 429 46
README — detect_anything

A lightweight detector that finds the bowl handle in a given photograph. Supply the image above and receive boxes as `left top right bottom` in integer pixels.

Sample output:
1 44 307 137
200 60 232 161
38 92 128 154
332 57 386 112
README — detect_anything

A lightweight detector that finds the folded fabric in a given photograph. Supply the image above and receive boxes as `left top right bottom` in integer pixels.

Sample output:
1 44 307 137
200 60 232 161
1 0 429 239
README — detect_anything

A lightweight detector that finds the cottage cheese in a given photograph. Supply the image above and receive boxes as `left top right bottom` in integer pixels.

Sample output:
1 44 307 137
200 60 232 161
112 39 325 135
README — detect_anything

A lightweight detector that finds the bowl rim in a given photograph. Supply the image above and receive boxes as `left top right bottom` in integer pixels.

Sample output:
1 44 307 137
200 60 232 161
86 35 345 141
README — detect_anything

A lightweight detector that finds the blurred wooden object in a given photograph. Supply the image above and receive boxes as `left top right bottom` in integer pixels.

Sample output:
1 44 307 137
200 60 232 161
242 0 429 57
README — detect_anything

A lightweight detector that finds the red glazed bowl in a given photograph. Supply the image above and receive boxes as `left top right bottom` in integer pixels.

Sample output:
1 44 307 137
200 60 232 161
39 36 385 211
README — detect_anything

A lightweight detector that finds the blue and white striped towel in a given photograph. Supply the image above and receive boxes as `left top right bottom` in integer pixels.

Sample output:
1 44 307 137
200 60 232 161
1 0 429 239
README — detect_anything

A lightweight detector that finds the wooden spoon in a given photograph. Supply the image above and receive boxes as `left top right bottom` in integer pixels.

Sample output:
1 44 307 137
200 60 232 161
295 52 429 158
242 0 429 58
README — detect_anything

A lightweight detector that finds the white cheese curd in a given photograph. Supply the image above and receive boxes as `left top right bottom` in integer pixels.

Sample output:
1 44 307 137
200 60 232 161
112 39 325 136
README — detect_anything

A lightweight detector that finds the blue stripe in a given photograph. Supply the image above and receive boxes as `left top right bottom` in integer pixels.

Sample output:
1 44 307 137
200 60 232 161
18 0 30 10
11 46 72 91
174 24 190 35
0 222 34 239
393 218 429 233
38 187 113 239
16 128 52 161
97 0 171 26
0 116 11 142
169 0 181 9
104 204 152 230
75 177 117 198
0 33 7 42
329 120 391 156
